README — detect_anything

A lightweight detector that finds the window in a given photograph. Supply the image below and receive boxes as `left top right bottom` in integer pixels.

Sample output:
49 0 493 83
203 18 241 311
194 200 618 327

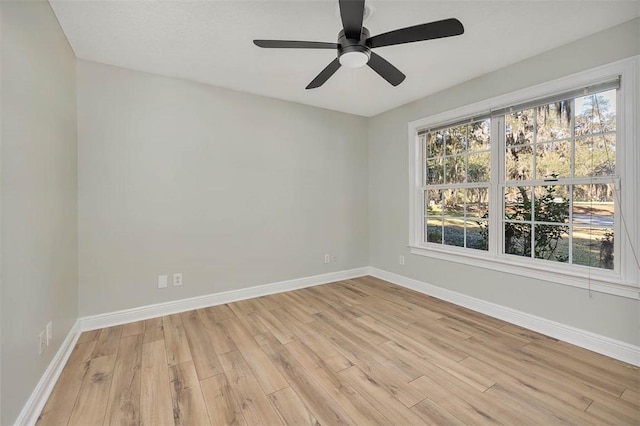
409 58 639 297
420 118 491 251
502 89 617 269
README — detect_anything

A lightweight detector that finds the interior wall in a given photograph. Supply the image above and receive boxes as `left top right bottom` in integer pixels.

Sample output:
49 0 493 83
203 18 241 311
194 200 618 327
368 18 640 346
77 60 369 317
0 1 78 424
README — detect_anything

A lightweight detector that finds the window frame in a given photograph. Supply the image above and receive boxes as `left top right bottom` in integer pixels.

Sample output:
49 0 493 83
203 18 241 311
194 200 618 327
408 57 639 299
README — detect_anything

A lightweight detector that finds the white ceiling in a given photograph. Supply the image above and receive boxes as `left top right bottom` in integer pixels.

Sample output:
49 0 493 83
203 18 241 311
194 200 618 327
49 0 639 117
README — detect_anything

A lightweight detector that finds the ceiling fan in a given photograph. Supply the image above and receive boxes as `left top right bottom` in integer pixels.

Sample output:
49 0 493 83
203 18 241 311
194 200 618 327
253 0 464 89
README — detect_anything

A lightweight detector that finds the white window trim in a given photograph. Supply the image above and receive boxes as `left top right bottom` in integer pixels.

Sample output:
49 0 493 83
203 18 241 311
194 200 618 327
408 56 639 300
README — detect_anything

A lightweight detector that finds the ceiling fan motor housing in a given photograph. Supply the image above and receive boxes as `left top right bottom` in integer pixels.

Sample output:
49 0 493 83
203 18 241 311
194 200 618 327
337 27 371 68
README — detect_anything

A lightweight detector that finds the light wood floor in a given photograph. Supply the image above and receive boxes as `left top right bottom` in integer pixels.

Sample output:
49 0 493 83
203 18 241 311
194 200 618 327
37 276 639 425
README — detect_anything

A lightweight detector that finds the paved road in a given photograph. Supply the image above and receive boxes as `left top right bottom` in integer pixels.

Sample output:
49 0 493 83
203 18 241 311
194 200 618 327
573 214 613 227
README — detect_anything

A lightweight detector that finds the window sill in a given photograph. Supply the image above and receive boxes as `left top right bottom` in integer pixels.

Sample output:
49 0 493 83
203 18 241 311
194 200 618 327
408 244 640 300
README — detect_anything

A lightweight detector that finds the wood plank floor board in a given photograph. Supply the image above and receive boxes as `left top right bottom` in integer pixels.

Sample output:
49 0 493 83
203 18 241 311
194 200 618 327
279 290 321 315
466 334 629 401
218 350 284 425
140 339 173 425
121 320 144 338
272 294 316 323
67 354 117 426
180 310 223 379
525 339 639 390
258 333 355 426
586 398 640 425
455 334 602 412
268 387 320 426
499 323 559 343
356 315 494 392
163 314 192 366
253 309 298 344
411 397 467 425
103 335 143 426
283 339 392 426
38 276 639 425
296 330 354 372
339 365 426 425
621 387 640 406
142 317 164 343
459 355 594 412
92 325 123 358
197 308 238 354
200 373 246 426
520 341 630 396
221 317 289 395
36 341 96 426
409 375 502 425
306 315 385 367
169 361 211 425
269 308 313 340
203 303 236 322
77 329 100 344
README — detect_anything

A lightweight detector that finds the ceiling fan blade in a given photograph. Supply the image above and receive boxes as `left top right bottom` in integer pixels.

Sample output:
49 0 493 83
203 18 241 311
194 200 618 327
339 0 365 39
367 52 406 86
306 58 341 89
253 40 339 49
367 18 464 49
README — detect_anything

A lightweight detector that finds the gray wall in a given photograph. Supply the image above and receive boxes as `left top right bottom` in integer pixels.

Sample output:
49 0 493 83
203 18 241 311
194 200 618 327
0 1 78 424
77 60 369 316
368 18 640 345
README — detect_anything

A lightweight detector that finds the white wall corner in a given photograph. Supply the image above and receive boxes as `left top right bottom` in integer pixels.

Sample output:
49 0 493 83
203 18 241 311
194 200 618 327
79 267 370 331
368 266 640 367
14 320 81 426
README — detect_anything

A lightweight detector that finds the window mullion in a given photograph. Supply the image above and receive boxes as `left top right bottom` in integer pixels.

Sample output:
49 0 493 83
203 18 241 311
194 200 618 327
490 116 503 256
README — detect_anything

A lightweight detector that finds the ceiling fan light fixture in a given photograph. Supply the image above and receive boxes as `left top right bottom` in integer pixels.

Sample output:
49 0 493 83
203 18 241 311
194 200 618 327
339 50 370 68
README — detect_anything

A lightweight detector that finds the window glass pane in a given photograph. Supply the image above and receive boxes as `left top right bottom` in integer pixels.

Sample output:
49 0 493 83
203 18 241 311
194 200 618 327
504 186 532 221
466 220 488 250
575 135 616 177
426 189 444 216
466 188 488 219
573 184 614 227
443 189 464 216
445 155 466 184
506 146 533 180
536 141 571 179
468 152 490 182
426 158 444 185
504 222 532 257
573 227 614 270
427 131 445 158
469 119 491 152
536 102 571 142
446 125 467 156
534 185 569 223
575 89 616 136
443 217 465 247
426 217 443 243
534 224 569 261
506 109 534 146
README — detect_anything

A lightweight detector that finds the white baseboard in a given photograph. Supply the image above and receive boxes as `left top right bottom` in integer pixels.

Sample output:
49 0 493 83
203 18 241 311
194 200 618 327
368 267 640 367
14 320 81 426
79 267 369 331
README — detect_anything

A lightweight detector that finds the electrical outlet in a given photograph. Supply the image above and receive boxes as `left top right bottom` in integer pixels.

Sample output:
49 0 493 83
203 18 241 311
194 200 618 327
324 254 330 264
173 273 182 286
158 275 168 289
331 254 337 263
46 321 53 346
38 331 45 355
399 255 405 265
